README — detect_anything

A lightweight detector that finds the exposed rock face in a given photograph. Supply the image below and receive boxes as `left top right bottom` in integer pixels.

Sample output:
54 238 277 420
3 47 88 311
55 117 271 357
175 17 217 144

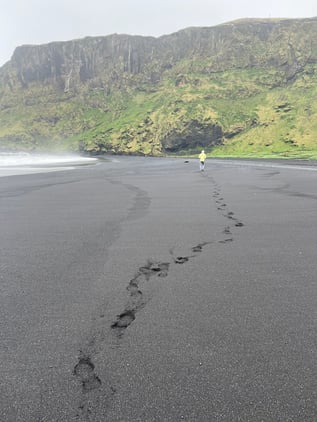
1 17 317 153
161 121 223 152
8 35 162 91
3 17 317 91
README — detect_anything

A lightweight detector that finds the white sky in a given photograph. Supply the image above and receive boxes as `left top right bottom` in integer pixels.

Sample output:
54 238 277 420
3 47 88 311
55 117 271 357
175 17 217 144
1 0 316 67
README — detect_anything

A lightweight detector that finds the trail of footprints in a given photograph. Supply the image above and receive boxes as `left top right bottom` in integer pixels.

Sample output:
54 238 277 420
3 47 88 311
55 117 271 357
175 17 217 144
111 260 170 333
73 179 244 403
212 181 244 233
109 180 244 337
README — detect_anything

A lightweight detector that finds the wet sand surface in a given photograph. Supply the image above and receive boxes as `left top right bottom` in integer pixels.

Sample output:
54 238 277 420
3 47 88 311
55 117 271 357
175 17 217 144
0 157 316 421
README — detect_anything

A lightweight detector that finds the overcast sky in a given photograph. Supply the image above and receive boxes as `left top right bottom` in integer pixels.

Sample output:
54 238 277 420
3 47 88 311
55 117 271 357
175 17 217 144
1 0 316 67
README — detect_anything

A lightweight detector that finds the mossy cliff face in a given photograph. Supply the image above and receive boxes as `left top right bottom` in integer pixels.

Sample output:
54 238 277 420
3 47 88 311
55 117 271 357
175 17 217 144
1 17 317 156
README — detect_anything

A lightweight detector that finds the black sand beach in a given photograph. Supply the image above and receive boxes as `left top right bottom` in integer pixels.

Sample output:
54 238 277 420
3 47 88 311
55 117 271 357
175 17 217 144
0 157 316 421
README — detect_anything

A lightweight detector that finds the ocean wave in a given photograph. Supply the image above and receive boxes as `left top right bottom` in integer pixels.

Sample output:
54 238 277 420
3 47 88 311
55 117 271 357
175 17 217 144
0 153 98 177
0 152 97 167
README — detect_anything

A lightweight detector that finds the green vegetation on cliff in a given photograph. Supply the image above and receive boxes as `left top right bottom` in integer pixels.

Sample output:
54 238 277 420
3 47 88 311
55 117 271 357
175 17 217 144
1 18 317 158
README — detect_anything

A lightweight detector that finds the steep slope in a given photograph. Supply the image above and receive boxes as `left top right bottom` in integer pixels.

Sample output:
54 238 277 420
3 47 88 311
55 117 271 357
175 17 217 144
1 17 317 157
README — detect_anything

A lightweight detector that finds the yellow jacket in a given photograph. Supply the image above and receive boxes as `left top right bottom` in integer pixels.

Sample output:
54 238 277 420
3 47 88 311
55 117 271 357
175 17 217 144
199 152 206 161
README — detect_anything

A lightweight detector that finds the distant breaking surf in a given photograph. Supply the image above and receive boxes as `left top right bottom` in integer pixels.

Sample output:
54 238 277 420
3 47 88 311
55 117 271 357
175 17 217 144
0 153 98 177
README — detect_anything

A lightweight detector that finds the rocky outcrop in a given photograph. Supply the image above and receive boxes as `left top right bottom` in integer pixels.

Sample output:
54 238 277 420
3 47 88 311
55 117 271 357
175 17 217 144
7 35 162 91
161 121 223 152
1 17 317 154
2 17 317 92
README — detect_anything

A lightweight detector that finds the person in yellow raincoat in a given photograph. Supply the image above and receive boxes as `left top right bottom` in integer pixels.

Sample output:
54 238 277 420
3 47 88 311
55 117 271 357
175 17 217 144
199 150 206 171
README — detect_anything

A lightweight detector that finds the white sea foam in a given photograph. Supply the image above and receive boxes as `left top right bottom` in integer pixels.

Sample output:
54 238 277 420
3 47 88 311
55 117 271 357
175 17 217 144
0 152 98 177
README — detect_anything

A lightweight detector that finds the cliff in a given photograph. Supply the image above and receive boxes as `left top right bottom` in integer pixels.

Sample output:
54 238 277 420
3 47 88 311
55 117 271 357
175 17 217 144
1 17 317 157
